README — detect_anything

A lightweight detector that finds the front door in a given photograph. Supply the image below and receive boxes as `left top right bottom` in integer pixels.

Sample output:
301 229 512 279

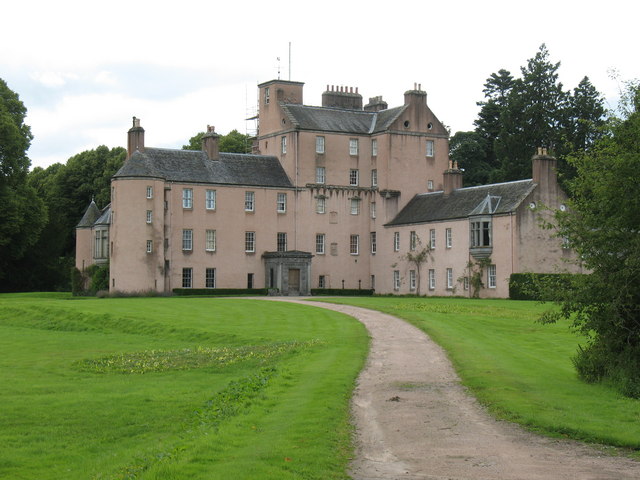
288 268 300 296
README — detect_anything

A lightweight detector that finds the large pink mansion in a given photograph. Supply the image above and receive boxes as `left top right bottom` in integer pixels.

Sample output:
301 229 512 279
76 79 579 297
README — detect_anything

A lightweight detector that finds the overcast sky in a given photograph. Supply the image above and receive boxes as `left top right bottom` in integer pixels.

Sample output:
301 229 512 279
1 0 637 170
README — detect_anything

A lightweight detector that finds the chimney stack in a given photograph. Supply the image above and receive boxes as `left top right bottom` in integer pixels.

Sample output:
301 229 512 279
443 160 463 195
202 125 220 161
532 147 559 201
127 116 145 158
322 84 363 110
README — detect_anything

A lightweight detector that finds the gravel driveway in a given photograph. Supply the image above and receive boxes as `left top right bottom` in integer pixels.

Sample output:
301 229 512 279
271 298 640 480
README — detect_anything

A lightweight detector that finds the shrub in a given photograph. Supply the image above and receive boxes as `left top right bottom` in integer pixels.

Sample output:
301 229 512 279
310 288 374 296
172 288 268 296
509 273 577 301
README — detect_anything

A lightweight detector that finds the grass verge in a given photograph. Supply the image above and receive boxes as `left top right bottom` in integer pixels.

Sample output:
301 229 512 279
0 294 368 479
313 296 640 456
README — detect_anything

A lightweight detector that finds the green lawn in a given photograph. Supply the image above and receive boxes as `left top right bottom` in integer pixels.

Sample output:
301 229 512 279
0 293 368 479
315 296 640 454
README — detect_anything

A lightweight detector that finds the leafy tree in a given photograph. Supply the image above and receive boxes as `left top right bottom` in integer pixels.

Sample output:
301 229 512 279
543 82 640 397
0 79 47 289
183 129 252 153
449 131 491 186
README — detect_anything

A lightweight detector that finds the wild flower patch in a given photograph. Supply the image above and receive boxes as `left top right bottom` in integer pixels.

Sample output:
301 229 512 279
76 340 322 374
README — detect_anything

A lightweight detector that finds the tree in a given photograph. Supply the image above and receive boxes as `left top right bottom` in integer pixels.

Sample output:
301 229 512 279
543 82 640 397
183 129 252 153
461 46 606 185
449 131 491 186
494 44 569 181
7 146 126 292
0 79 47 289
401 236 432 296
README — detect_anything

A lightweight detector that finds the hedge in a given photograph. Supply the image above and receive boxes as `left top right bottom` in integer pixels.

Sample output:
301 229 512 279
509 273 577 301
172 288 269 296
310 288 374 296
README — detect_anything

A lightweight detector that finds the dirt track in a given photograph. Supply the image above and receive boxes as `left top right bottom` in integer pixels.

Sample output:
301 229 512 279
271 299 640 480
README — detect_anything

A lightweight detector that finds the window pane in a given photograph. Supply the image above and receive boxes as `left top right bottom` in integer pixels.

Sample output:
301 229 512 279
182 188 193 208
316 234 325 254
206 189 216 209
245 191 254 211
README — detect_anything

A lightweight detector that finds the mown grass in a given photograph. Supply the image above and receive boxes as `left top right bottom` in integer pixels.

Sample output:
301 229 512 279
0 293 368 479
316 296 640 455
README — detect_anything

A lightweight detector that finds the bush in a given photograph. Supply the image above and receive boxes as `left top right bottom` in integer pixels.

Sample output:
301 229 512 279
509 273 577 301
172 288 268 296
310 288 374 296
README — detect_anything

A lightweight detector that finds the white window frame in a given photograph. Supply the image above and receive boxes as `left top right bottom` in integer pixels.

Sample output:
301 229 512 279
318 275 326 288
370 201 376 219
488 264 497 288
206 189 216 210
446 228 452 248
371 138 378 157
316 197 326 214
316 136 325 154
245 231 256 253
426 139 434 157
277 232 287 252
264 87 270 105
409 270 417 291
205 229 216 252
315 233 325 254
371 169 378 187
350 234 359 255
471 218 492 247
146 186 153 199
370 232 377 254
393 232 400 252
428 179 434 191
429 228 436 249
182 188 193 209
146 210 152 224
182 267 192 288
281 135 287 154
245 191 255 212
393 270 400 291
277 193 287 213
182 229 193 251
349 138 359 155
316 166 326 184
205 268 216 288
349 169 359 186
410 231 417 251
350 198 360 215
446 268 453 289
146 240 153 254
428 269 436 290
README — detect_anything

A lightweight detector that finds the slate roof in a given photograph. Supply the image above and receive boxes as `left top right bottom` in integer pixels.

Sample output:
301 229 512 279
113 148 293 188
281 104 406 134
77 202 111 228
76 200 101 228
386 179 536 226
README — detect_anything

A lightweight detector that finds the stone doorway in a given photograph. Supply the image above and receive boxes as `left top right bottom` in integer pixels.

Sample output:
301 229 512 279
262 251 312 296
